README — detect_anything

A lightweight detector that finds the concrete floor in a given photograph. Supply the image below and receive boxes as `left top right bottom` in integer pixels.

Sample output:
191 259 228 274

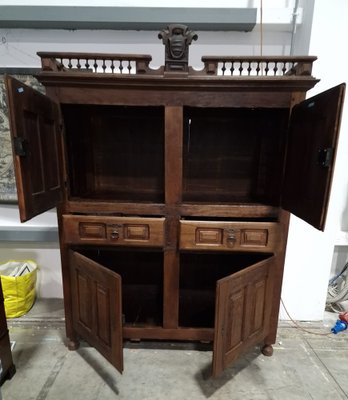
1 299 348 400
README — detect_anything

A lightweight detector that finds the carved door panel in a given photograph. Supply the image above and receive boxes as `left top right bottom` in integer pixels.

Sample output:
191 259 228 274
69 251 123 373
212 256 275 377
282 84 345 230
5 75 64 222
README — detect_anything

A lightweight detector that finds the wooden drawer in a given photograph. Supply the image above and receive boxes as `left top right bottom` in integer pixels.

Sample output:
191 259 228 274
179 220 281 252
63 215 165 247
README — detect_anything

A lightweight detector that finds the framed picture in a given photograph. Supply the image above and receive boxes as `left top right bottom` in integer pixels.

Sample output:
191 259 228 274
0 75 17 203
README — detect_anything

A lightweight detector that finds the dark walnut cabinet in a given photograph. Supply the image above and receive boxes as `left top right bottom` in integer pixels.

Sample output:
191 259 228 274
5 26 345 377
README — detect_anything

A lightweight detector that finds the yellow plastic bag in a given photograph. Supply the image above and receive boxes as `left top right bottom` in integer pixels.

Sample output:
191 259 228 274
0 260 37 318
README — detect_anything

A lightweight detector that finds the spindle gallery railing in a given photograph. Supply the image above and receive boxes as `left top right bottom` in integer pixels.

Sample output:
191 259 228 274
37 52 316 78
37 52 154 74
201 56 317 77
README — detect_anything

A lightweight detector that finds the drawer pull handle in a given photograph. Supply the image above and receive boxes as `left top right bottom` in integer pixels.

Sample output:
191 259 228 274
227 235 236 245
111 230 120 240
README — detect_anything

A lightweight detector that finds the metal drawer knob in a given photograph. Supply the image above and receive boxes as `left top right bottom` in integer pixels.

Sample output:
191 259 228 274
227 234 236 246
111 230 119 240
225 228 236 246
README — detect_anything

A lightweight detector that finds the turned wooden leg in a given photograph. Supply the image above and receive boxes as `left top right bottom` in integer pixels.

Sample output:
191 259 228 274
67 338 80 351
261 344 273 357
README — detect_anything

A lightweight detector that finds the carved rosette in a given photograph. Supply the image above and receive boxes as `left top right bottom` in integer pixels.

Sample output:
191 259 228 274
158 24 198 73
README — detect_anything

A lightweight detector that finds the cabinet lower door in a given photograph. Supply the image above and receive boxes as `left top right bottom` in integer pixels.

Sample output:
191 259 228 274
212 256 275 377
69 251 123 373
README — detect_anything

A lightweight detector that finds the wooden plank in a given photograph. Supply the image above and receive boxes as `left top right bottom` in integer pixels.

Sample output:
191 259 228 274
180 204 279 219
163 250 179 329
123 326 214 341
165 106 183 205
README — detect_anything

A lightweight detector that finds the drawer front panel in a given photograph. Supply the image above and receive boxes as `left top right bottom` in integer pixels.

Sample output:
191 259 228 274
180 221 280 252
63 216 165 247
79 223 106 239
240 229 268 246
196 228 223 245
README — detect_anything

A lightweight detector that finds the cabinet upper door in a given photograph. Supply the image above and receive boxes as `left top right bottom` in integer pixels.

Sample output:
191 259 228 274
70 251 123 373
282 84 345 230
212 256 275 377
5 75 64 222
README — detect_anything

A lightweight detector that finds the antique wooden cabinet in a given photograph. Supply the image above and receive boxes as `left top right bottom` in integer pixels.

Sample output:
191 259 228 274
0 280 15 385
5 25 345 377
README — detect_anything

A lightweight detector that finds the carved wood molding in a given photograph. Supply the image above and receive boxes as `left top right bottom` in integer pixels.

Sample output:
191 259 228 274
158 24 198 73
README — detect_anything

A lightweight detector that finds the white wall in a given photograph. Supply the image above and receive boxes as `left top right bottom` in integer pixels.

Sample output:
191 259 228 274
0 207 62 298
2 1 347 320
0 241 62 298
0 28 293 70
0 0 298 8
0 4 297 299
280 0 348 320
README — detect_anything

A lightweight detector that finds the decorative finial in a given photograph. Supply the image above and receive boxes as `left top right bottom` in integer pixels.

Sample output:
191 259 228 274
158 24 198 73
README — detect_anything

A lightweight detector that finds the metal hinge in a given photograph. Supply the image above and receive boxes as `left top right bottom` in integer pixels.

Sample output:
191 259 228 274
318 147 334 168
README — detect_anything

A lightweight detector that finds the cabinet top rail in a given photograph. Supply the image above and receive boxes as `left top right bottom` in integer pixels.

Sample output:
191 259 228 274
37 52 316 78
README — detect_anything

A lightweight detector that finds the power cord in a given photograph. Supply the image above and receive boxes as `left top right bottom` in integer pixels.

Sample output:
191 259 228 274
281 298 331 336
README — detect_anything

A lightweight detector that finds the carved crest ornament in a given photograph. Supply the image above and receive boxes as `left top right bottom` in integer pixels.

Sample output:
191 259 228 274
158 24 198 73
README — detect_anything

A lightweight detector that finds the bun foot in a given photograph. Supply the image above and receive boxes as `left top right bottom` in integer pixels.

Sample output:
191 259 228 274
67 339 80 351
261 344 273 357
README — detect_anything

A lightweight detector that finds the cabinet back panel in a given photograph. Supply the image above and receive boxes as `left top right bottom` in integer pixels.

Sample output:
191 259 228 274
77 249 163 326
183 108 289 204
62 105 165 202
179 252 269 327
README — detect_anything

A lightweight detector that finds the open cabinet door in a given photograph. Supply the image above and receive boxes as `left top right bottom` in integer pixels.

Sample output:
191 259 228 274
70 251 123 373
212 256 275 377
282 84 345 230
5 75 64 222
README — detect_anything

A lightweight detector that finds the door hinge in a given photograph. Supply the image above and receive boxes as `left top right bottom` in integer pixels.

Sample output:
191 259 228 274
318 147 333 168
14 137 27 156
